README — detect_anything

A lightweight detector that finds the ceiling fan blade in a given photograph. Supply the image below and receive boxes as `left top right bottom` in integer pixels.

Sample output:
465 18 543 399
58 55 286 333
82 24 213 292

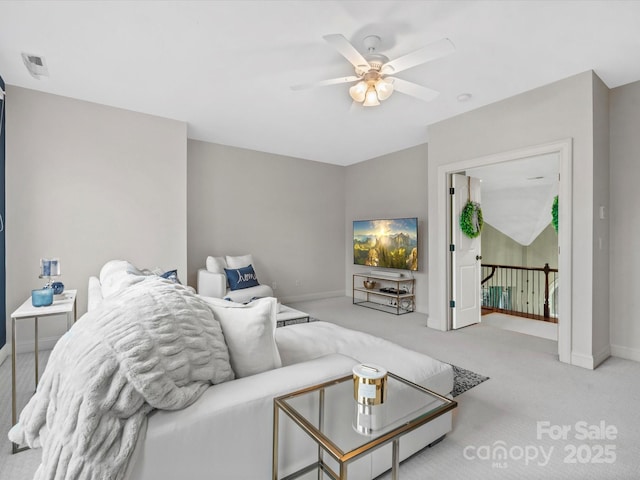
291 75 360 91
381 38 455 75
323 34 371 71
389 77 440 103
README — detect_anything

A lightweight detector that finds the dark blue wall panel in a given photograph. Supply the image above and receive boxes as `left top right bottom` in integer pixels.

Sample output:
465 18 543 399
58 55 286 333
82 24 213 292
0 75 5 349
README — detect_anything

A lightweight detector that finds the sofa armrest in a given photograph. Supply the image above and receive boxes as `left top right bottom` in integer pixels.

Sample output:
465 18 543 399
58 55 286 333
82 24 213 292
128 353 359 480
87 276 103 312
197 268 227 298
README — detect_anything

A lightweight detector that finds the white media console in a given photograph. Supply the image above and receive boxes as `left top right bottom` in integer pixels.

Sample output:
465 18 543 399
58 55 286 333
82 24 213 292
352 273 415 315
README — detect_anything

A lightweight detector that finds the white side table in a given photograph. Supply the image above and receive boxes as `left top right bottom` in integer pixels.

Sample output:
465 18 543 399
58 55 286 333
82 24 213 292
10 289 77 453
276 304 310 327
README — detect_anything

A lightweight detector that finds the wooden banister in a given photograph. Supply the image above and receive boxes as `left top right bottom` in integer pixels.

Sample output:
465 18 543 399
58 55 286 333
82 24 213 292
481 263 558 322
481 266 497 285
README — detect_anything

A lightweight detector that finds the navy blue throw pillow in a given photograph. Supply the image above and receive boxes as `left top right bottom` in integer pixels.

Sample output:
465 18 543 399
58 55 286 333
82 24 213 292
225 264 260 290
160 269 181 284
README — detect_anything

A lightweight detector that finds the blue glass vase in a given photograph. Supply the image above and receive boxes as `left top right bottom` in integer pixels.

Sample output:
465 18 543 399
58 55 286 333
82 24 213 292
32 288 54 307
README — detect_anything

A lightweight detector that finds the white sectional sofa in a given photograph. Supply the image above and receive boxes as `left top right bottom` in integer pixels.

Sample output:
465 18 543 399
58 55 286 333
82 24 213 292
120 325 454 480
82 262 455 479
197 254 274 303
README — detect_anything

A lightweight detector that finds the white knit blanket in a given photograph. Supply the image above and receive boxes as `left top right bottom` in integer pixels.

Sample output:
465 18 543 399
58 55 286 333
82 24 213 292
9 277 234 480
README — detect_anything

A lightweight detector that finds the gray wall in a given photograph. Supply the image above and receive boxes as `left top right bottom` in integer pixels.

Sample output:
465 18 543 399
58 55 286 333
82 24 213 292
5 86 187 350
525 224 559 270
187 140 345 303
427 71 609 368
482 223 558 269
344 144 429 313
592 74 611 362
610 79 640 361
7 72 637 367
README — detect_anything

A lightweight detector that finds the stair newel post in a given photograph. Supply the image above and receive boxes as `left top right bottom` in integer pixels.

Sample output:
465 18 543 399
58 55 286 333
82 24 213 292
543 263 550 319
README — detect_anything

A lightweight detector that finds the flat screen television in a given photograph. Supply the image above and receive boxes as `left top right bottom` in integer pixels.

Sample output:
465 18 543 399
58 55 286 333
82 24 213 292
353 217 418 271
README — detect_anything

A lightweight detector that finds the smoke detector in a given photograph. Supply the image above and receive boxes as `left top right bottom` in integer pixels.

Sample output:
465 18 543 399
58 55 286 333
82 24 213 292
21 53 49 79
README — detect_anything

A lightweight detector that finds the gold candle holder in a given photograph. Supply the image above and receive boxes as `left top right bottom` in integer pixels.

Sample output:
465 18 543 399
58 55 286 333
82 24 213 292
353 364 387 406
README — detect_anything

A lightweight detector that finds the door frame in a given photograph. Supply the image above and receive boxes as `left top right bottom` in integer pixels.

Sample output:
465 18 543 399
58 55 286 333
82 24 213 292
428 139 573 364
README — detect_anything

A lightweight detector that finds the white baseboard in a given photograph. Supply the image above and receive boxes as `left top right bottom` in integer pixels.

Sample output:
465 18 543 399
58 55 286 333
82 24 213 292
279 290 345 305
611 344 640 362
570 345 612 370
427 316 447 331
593 345 611 368
571 351 595 370
0 344 7 367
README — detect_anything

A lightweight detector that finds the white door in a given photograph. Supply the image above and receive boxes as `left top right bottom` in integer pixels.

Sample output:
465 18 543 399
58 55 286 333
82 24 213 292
451 174 482 329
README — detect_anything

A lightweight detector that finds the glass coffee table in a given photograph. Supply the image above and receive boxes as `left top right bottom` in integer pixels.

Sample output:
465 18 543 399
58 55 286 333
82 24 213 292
273 372 457 480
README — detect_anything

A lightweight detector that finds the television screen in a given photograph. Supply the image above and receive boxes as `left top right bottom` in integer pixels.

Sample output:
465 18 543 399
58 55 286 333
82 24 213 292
353 218 418 271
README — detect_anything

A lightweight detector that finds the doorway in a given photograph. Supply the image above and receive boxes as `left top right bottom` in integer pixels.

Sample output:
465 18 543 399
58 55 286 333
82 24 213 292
428 139 573 364
465 153 560 341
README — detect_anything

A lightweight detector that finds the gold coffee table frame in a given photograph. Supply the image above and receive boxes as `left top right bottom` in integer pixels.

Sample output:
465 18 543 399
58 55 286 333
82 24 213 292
273 372 457 480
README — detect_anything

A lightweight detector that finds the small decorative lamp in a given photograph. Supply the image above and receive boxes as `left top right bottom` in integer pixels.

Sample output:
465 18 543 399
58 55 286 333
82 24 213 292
39 258 64 293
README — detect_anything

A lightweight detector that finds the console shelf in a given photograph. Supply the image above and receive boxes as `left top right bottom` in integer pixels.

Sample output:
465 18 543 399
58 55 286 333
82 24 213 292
352 273 415 315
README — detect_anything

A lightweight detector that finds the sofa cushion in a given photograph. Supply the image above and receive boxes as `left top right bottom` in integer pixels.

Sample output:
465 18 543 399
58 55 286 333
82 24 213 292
275 321 454 396
225 254 253 269
222 284 274 304
206 256 227 274
224 264 260 291
203 297 281 378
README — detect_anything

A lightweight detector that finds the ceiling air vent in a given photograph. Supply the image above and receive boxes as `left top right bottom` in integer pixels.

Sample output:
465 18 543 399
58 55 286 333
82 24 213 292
21 53 49 79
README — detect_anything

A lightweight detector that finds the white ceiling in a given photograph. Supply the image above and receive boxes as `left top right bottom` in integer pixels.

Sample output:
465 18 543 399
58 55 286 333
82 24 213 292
1 1 639 166
466 153 559 246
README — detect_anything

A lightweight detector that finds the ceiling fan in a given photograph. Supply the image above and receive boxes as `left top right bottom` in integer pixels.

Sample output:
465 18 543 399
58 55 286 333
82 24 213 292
291 34 455 107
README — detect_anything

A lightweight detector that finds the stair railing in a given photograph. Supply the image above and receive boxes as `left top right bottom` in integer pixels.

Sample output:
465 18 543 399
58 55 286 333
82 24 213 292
481 263 558 322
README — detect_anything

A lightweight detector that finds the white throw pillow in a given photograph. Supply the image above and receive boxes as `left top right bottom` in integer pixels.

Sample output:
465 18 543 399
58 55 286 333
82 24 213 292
203 296 281 378
225 254 254 269
206 256 228 274
100 260 147 298
99 260 130 285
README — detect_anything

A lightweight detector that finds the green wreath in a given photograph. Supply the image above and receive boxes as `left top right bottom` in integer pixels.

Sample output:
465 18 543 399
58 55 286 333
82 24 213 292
460 201 484 238
552 195 559 233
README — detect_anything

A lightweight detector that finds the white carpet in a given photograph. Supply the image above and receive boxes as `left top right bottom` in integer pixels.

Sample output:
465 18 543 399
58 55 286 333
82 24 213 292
0 350 49 480
289 296 640 480
2 296 639 479
482 312 558 341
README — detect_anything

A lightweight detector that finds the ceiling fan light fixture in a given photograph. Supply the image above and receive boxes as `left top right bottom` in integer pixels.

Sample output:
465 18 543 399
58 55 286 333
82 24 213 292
362 86 380 107
296 34 454 108
375 78 394 101
349 81 367 102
